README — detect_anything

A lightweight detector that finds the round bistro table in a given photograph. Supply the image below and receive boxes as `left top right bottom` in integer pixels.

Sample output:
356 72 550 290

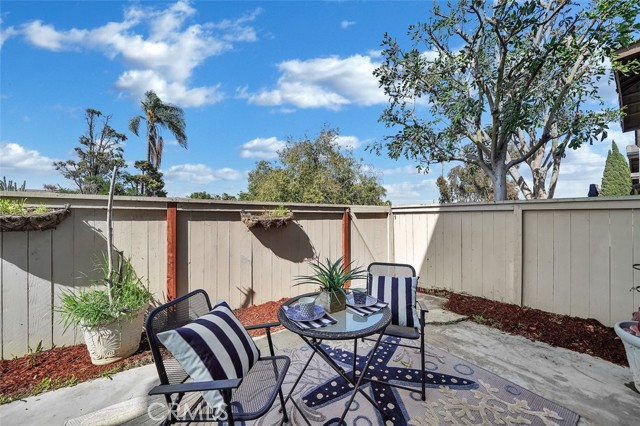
278 292 392 426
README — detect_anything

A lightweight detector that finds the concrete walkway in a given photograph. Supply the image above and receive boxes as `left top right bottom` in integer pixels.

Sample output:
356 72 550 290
2 295 639 425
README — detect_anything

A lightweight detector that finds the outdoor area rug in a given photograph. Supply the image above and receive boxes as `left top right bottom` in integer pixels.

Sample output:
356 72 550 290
252 336 580 426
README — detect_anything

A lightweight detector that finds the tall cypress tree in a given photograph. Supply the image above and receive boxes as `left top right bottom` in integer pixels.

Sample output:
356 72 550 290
601 142 631 196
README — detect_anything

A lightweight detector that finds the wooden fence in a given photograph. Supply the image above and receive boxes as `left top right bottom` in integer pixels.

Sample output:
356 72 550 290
2 192 639 359
0 193 389 359
392 197 640 328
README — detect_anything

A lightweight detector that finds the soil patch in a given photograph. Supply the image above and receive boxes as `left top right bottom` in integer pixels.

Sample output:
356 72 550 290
0 293 629 404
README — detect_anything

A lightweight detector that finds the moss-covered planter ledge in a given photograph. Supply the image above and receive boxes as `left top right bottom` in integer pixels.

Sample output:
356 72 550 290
240 210 294 229
0 204 71 232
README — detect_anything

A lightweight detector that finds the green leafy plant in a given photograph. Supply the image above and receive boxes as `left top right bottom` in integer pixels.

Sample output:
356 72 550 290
262 204 291 218
58 255 153 329
57 166 153 330
294 257 367 299
0 198 49 215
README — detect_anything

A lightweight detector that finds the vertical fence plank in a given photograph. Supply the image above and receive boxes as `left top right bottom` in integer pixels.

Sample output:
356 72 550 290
553 211 571 316
589 210 610 324
482 212 494 299
450 213 462 294
522 211 538 307
460 213 473 294
610 210 634 324
28 231 53 350
203 218 218 300
217 220 231 303
536 212 554 313
52 211 76 347
470 212 483 297
2 232 29 357
570 211 590 317
493 212 507 302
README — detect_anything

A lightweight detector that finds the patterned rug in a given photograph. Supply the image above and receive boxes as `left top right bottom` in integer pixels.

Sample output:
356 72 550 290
252 337 580 426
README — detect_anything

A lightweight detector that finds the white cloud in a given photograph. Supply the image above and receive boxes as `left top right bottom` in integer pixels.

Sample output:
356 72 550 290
334 135 362 150
244 54 386 110
384 179 438 204
0 142 57 174
381 165 420 176
0 19 17 48
340 20 356 29
163 163 242 184
240 137 285 159
16 1 259 107
116 70 224 107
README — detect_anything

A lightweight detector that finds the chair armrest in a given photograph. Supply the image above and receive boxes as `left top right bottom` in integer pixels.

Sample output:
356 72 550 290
149 378 242 396
417 299 429 313
244 321 280 331
417 299 428 328
245 321 281 356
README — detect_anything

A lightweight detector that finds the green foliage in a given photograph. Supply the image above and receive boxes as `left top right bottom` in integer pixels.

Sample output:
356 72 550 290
373 0 640 200
129 90 187 168
54 109 127 194
0 177 26 191
129 91 186 195
0 198 48 215
57 255 153 330
262 204 291 218
294 257 367 295
240 128 387 205
437 164 519 203
189 191 212 199
600 142 631 196
123 161 167 197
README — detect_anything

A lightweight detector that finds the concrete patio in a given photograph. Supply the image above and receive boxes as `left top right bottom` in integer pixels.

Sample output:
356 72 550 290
1 295 638 425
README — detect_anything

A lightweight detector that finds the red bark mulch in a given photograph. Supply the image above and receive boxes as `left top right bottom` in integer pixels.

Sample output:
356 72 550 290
0 293 630 404
444 292 629 366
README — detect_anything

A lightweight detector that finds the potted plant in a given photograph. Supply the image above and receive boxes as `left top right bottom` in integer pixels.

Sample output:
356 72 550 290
0 197 71 232
57 167 153 365
294 257 366 313
613 264 640 390
240 205 294 229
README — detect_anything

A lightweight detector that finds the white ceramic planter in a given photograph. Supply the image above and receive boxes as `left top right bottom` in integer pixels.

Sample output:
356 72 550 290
614 320 640 390
81 307 147 365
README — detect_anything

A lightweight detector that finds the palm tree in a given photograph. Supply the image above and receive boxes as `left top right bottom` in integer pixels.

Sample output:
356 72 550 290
128 91 187 170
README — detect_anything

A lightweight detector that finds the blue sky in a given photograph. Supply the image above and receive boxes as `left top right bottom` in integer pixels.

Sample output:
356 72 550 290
0 1 635 204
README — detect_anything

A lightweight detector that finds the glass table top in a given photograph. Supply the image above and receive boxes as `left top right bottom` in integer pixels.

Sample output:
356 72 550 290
278 292 391 340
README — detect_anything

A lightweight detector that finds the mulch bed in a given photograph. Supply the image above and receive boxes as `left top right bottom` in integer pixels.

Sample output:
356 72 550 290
0 293 629 404
444 292 628 366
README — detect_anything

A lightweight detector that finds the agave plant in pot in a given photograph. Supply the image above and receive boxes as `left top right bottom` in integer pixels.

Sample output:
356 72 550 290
294 257 367 313
613 264 640 390
57 167 154 365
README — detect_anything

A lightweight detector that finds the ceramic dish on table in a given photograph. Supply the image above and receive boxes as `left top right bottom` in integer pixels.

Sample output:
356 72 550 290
346 294 378 308
284 304 326 322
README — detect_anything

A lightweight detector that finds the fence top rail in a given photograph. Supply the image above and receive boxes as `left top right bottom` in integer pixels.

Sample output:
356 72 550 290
391 196 640 213
0 191 390 214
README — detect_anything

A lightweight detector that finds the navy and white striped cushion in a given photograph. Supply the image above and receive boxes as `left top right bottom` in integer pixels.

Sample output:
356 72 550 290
369 275 419 328
157 300 259 410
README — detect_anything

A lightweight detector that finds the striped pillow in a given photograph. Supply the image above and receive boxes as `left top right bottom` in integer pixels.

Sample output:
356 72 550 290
157 300 259 410
370 275 419 328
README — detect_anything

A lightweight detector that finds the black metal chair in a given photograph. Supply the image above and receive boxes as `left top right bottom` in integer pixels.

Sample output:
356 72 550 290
146 289 290 425
364 262 428 400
